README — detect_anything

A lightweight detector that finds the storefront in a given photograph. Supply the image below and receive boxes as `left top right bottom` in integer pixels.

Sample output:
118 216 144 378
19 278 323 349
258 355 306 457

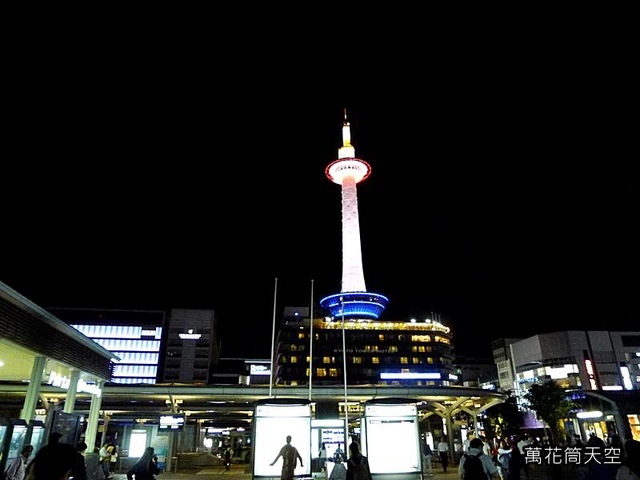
567 389 640 444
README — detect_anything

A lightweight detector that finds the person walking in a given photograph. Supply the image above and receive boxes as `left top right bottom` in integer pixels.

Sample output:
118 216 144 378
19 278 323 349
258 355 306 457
223 444 233 471
24 442 79 480
270 435 304 480
108 444 119 475
496 438 512 480
334 444 345 463
617 439 640 480
421 437 434 477
4 444 34 480
70 442 88 480
99 442 112 479
126 446 160 480
459 438 500 480
317 442 328 473
346 442 372 480
437 437 450 473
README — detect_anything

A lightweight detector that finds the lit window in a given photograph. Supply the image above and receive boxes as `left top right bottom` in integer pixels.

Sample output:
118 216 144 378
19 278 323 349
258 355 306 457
317 369 327 377
298 333 305 339
353 357 363 364
323 357 332 364
401 357 408 364
329 369 339 377
291 357 297 364
372 357 379 364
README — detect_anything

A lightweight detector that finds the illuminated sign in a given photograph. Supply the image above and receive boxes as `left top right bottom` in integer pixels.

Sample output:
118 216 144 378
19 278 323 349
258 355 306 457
250 364 270 375
48 371 102 397
179 329 202 340
576 411 603 419
159 414 186 431
380 372 440 380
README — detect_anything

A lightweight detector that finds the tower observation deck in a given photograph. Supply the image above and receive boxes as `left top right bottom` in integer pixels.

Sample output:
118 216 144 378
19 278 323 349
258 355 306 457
319 112 388 320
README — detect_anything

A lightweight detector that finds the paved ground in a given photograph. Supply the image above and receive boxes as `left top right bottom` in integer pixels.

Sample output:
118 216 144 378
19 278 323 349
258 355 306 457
110 462 578 479
111 465 463 480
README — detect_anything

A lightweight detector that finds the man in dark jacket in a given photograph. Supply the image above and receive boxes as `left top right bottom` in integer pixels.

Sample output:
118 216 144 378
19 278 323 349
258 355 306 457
346 442 372 480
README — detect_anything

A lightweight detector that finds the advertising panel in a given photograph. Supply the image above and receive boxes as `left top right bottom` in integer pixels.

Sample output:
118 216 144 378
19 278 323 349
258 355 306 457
252 400 311 478
362 402 421 477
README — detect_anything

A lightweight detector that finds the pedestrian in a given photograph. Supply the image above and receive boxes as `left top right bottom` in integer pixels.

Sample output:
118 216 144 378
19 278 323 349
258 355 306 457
334 443 345 463
99 442 112 479
270 435 303 480
317 442 328 472
70 442 88 480
223 444 233 471
459 438 500 480
497 438 512 480
126 446 160 480
108 445 119 475
507 440 524 480
346 442 372 480
4 444 34 480
420 436 433 476
437 437 450 473
617 439 640 480
24 442 79 480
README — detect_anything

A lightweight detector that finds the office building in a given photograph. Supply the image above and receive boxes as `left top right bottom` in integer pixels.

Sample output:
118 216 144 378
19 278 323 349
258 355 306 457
502 331 640 393
49 308 165 384
161 308 220 384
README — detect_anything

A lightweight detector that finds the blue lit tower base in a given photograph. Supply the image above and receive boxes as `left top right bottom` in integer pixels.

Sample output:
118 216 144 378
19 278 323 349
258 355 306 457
320 292 389 320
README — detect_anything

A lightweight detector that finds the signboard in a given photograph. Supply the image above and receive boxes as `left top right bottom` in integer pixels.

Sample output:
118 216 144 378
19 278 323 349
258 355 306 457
159 414 185 431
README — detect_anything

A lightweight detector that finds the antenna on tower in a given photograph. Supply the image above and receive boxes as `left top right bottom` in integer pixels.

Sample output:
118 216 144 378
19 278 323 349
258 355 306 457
343 108 348 122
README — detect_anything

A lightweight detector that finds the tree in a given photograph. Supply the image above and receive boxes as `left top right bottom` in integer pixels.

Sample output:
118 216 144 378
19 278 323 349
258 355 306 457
523 380 575 445
486 391 524 438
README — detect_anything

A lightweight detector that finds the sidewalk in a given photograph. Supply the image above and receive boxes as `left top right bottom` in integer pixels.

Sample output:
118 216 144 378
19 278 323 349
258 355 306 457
112 465 462 480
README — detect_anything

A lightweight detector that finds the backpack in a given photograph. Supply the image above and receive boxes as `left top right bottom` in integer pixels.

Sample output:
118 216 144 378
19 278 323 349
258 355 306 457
463 452 488 480
498 451 511 471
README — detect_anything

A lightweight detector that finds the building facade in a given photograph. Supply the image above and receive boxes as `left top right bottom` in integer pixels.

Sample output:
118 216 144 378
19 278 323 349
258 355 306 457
49 308 165 384
274 309 457 386
494 330 640 444
161 308 220 384
507 331 640 392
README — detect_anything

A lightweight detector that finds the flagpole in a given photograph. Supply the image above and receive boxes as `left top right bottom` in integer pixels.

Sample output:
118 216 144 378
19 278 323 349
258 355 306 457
269 277 278 398
341 296 349 448
308 279 314 401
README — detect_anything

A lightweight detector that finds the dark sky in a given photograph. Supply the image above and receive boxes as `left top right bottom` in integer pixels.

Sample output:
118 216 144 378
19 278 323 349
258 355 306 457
2 39 638 360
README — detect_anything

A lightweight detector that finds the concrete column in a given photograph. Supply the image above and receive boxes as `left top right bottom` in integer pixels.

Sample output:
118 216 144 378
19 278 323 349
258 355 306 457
64 369 80 413
84 379 105 450
20 356 47 420
446 413 455 462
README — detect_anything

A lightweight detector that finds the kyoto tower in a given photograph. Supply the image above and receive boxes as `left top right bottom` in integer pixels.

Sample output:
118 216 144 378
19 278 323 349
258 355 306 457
319 111 388 320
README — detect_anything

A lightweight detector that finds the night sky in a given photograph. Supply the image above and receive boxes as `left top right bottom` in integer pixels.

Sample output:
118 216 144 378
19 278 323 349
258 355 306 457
2 39 637 360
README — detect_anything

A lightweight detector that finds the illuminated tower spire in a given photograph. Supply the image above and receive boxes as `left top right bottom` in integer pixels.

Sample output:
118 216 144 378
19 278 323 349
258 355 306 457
320 111 388 319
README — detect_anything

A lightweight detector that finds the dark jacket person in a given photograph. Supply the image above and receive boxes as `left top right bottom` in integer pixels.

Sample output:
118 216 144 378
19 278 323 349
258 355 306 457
346 442 372 480
127 447 160 480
